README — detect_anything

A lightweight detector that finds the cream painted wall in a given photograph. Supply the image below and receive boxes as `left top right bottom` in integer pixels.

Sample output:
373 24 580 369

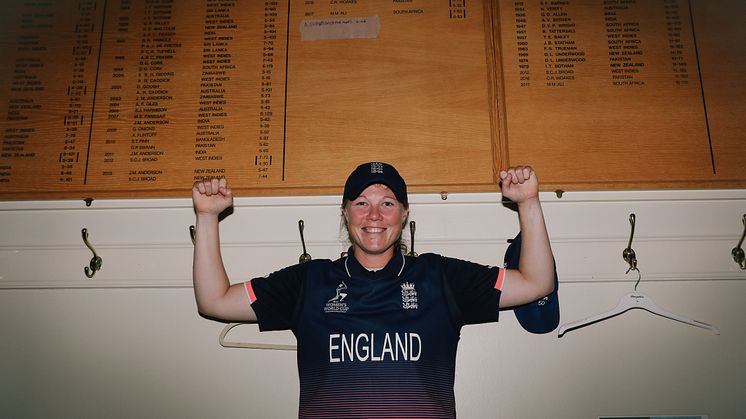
1 190 744 418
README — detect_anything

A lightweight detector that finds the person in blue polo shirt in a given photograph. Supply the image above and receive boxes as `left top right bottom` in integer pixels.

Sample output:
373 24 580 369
192 162 555 419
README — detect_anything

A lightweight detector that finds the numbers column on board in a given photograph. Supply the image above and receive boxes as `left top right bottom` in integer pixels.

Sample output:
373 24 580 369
256 1 278 180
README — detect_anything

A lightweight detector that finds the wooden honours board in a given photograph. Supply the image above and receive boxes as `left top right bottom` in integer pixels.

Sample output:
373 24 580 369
496 0 746 189
1 0 744 200
0 0 497 199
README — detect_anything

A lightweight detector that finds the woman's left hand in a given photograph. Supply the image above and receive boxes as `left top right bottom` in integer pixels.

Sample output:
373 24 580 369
499 165 539 204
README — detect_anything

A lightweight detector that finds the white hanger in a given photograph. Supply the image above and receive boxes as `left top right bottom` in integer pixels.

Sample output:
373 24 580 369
219 322 297 351
557 273 721 337
558 213 720 337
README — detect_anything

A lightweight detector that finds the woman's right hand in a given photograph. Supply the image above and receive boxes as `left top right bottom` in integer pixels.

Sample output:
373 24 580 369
192 177 233 216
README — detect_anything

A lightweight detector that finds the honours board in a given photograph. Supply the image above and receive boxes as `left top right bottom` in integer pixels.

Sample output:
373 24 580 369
1 0 744 200
0 0 497 199
496 0 746 190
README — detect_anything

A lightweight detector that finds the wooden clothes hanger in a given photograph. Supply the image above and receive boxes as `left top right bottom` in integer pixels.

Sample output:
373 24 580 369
219 322 297 351
558 214 720 338
217 219 313 351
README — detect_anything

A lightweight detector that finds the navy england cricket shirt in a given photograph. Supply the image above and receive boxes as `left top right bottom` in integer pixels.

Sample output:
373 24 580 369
245 249 504 419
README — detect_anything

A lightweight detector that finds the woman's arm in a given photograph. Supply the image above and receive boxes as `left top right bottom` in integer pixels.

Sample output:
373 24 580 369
497 166 555 308
192 178 257 321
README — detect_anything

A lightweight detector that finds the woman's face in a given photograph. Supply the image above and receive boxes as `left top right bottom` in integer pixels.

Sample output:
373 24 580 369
343 183 409 264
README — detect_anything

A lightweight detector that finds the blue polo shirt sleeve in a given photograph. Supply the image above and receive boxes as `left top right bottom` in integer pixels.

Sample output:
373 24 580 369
245 262 307 331
439 255 503 325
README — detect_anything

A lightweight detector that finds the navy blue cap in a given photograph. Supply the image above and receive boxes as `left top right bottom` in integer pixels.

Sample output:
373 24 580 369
343 162 408 204
503 232 560 334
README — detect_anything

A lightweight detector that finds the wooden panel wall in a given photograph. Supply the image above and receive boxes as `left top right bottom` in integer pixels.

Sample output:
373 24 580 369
495 0 746 190
0 0 498 199
1 0 745 200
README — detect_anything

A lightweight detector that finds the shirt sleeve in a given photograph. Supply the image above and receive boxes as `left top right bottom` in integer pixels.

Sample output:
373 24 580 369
246 262 307 331
439 255 503 325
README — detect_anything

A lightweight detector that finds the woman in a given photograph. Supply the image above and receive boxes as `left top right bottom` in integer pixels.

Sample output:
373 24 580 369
192 162 555 419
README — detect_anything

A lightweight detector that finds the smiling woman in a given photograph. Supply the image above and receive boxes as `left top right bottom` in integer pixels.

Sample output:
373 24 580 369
339 162 411 269
191 161 556 419
342 184 409 269
342 183 409 269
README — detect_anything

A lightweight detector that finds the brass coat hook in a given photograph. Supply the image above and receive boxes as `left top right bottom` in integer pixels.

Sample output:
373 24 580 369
623 213 637 272
298 220 311 263
407 221 418 257
622 213 641 290
82 228 102 278
732 214 746 270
